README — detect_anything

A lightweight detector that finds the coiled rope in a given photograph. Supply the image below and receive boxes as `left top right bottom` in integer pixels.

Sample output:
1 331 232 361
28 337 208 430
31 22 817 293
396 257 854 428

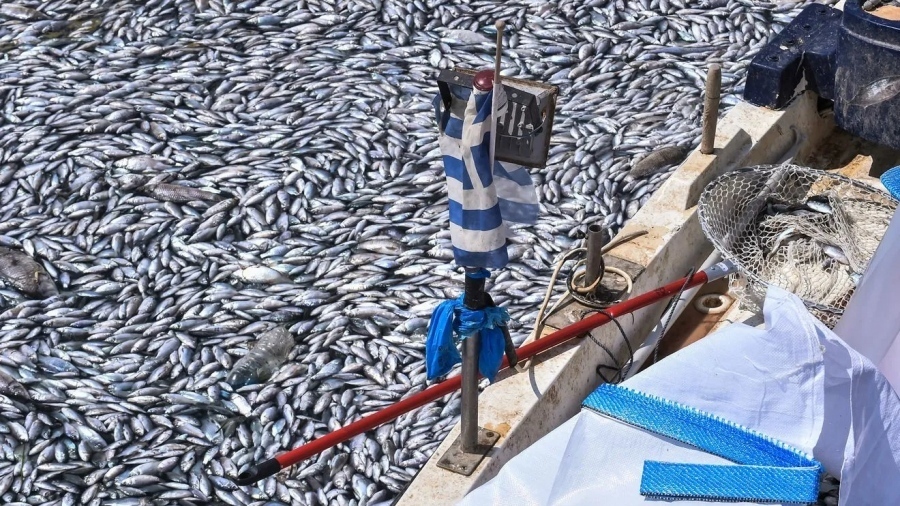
516 230 648 375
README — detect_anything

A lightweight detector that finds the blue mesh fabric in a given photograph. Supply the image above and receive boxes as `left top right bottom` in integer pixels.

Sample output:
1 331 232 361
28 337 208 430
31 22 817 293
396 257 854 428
583 383 823 503
881 166 900 200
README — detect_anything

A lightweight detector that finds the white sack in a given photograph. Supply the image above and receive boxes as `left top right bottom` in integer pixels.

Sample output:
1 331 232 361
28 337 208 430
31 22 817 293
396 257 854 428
833 208 900 394
458 287 900 505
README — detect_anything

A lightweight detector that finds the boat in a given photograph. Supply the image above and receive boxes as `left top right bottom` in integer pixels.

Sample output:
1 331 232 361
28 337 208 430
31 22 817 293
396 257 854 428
395 1 900 504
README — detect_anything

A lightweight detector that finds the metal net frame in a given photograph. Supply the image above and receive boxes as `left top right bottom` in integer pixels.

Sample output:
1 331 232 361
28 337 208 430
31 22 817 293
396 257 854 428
698 164 898 327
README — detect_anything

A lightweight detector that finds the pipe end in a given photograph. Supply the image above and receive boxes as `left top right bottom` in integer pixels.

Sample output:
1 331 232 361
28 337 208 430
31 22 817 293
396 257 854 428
587 224 610 246
233 458 281 486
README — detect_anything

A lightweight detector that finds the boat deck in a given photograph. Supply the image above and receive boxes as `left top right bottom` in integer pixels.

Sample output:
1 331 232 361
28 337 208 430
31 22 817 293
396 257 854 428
399 88 898 505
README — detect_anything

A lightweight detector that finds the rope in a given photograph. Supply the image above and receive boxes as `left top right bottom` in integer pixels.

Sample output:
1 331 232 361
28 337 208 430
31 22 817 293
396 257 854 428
567 263 633 301
515 230 648 373
570 260 606 294
583 384 823 503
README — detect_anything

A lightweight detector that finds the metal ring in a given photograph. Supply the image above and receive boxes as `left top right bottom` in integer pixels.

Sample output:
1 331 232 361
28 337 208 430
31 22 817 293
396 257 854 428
694 293 732 314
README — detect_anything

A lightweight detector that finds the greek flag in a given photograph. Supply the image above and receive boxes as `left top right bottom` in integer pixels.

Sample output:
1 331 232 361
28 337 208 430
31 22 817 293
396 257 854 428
433 82 539 269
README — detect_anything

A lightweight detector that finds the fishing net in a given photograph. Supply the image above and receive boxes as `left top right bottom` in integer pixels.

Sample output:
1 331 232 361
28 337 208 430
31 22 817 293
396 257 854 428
698 164 898 327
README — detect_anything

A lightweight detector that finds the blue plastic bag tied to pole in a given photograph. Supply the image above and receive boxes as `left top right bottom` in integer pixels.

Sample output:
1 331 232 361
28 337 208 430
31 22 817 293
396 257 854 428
425 295 510 383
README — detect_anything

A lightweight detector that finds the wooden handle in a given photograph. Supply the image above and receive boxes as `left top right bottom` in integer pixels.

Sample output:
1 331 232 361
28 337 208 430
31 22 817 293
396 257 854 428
700 63 722 155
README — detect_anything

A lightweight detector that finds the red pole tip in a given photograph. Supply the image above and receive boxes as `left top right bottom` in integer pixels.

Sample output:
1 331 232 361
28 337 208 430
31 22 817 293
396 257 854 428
474 69 494 91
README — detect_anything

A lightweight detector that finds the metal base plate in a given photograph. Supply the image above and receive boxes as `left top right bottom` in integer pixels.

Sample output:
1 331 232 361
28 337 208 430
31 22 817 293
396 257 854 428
594 254 645 305
436 428 500 476
561 254 646 314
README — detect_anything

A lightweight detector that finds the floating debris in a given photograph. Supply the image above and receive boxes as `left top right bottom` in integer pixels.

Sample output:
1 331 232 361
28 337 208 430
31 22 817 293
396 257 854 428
627 146 688 179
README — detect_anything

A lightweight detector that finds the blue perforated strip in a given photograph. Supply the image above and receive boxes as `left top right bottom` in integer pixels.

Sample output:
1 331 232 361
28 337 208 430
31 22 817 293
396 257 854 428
583 384 823 504
881 165 900 200
641 463 822 503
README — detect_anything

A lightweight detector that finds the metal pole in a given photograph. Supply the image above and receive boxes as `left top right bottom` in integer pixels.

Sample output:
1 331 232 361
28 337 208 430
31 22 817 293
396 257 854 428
585 224 609 289
700 63 722 155
494 20 503 83
460 333 480 452
460 268 486 453
457 20 504 454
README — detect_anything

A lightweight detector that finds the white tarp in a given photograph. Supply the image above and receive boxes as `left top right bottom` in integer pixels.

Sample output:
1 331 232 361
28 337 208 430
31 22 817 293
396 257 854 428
833 208 900 394
458 287 900 505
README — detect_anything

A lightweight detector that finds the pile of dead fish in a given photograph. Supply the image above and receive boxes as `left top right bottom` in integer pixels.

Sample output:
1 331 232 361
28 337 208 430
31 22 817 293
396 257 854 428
0 0 839 505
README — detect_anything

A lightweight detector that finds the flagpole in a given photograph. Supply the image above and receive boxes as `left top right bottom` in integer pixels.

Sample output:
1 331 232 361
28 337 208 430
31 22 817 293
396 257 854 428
489 20 504 169
459 268 486 454
458 20 506 456
490 20 519 371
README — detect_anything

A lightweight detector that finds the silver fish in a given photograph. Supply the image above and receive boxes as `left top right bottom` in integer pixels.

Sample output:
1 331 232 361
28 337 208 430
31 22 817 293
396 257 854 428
0 0 840 504
820 242 851 266
143 183 222 203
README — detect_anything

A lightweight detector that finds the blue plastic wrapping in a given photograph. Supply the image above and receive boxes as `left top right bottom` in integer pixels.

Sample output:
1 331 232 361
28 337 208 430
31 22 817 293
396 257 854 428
425 295 510 382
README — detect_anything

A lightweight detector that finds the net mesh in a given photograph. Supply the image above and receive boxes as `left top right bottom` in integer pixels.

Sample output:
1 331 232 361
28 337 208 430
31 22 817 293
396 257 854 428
698 164 897 327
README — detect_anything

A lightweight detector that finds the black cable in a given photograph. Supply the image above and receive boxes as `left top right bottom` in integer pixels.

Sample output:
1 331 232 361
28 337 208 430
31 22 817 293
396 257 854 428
543 231 647 382
651 267 696 368
582 309 633 384
583 265 696 382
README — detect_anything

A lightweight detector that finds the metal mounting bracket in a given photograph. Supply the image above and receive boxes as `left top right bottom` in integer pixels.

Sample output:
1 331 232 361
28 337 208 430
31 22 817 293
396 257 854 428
743 4 842 110
436 427 501 476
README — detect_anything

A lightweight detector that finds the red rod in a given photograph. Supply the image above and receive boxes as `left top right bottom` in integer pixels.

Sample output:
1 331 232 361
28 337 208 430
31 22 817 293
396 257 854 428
234 267 715 485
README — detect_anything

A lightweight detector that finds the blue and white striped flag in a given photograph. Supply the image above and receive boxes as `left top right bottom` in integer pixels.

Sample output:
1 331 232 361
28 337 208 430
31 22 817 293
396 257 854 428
433 82 539 269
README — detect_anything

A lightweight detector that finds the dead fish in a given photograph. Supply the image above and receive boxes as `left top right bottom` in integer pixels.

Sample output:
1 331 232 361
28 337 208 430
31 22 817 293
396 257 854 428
0 4 45 21
0 247 58 297
114 155 170 171
862 0 880 10
234 266 292 284
357 239 404 256
440 29 491 44
767 227 800 258
805 197 833 215
850 76 900 108
628 146 687 179
819 242 850 266
108 173 150 190
144 183 221 203
0 370 29 401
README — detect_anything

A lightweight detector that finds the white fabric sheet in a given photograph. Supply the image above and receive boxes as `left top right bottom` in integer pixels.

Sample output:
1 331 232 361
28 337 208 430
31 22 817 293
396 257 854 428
458 287 900 505
834 208 900 394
